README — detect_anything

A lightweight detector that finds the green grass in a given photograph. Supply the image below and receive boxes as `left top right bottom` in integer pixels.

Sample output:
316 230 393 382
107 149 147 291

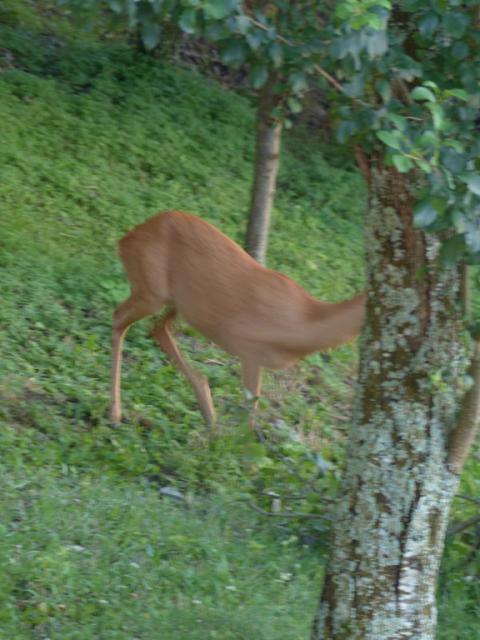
0 13 361 637
0 35 365 485
0 469 323 640
0 3 479 638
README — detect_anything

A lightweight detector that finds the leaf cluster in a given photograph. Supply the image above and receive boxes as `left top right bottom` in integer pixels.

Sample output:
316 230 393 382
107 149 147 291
62 0 332 115
329 0 480 264
70 0 480 266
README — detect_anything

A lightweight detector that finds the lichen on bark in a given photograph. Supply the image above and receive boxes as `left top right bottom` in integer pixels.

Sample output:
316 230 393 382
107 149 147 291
312 164 464 640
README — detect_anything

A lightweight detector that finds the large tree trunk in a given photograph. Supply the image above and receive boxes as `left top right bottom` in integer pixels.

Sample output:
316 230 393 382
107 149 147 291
311 158 479 639
244 77 282 265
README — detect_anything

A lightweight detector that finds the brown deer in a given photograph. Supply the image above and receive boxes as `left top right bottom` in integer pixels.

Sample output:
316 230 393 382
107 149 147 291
111 211 366 425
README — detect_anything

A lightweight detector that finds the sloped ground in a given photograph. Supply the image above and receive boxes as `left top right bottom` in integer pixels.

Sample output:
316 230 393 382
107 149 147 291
0 3 478 637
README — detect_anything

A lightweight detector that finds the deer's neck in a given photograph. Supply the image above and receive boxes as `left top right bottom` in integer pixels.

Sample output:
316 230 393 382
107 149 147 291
303 292 367 354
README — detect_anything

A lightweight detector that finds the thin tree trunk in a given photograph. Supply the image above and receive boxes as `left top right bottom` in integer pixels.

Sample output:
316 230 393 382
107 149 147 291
448 338 480 474
459 264 470 318
244 77 283 265
312 158 469 639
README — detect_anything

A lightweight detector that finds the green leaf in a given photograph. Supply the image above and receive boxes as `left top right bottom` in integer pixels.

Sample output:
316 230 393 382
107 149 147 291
246 30 264 51
444 139 464 153
288 72 308 94
418 13 439 36
415 158 432 172
426 103 444 130
203 0 233 20
462 175 480 196
387 113 407 131
439 234 466 266
336 120 357 144
375 79 391 102
141 22 161 51
249 65 269 89
376 130 402 150
392 154 413 173
446 88 468 101
178 9 197 34
334 3 350 20
441 148 466 173
365 31 388 58
417 130 437 148
234 15 251 34
269 42 283 68
368 14 387 31
414 200 439 227
452 42 469 60
205 22 228 41
442 12 469 38
465 224 480 253
107 0 123 13
220 40 247 66
287 97 302 114
344 74 365 98
331 32 364 68
330 36 348 60
411 86 436 102
126 0 138 25
452 210 466 232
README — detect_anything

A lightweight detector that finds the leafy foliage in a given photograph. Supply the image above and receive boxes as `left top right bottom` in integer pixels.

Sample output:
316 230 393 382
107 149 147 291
328 0 480 266
63 0 334 119
438 454 480 639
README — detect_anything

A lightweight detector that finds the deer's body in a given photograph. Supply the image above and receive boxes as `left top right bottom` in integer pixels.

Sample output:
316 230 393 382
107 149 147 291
111 210 366 424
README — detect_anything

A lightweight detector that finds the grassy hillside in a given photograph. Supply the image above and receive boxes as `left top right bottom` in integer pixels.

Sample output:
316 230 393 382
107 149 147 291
0 31 365 480
0 4 478 638
0 15 362 638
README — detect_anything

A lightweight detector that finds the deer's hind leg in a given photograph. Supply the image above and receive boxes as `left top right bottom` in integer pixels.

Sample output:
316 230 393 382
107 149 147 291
241 359 263 429
151 310 216 426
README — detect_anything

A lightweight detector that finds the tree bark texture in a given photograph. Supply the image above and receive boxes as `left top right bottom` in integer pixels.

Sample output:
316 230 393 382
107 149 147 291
312 160 466 639
244 78 282 265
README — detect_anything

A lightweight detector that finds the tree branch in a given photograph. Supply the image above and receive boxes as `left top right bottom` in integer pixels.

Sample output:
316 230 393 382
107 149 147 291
354 144 371 185
244 13 347 96
456 494 480 507
447 514 480 537
313 64 346 95
249 502 331 520
448 339 480 474
459 264 471 319
390 77 413 106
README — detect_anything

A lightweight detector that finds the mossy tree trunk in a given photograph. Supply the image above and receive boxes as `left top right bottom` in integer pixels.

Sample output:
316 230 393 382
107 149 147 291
312 156 480 639
244 77 283 265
